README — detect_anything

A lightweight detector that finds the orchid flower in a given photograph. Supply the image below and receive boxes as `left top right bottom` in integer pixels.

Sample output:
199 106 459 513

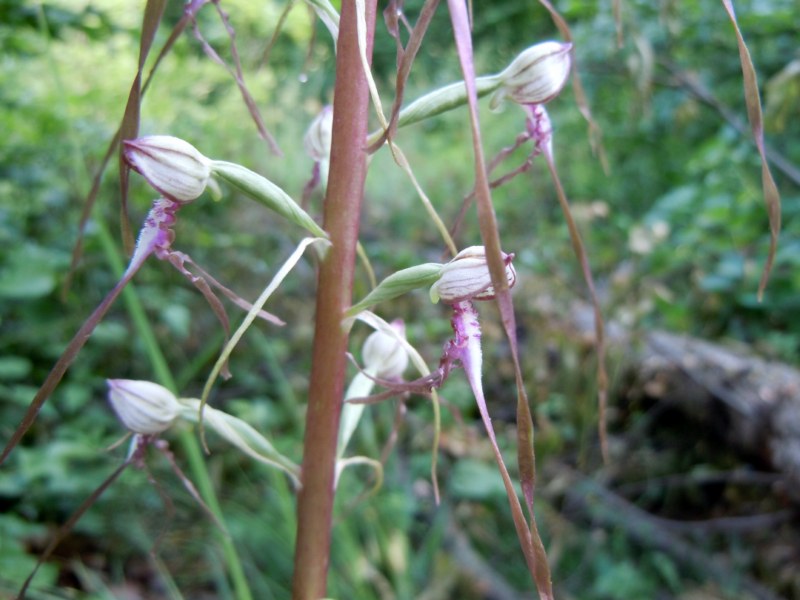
429 248 517 444
17 385 212 600
1 135 322 466
19 362 311 600
301 105 334 207
483 49 610 463
349 247 516 443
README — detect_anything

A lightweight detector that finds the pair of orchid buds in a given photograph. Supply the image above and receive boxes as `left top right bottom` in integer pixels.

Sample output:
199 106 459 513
108 244 515 431
125 133 517 306
125 39 571 205
107 320 408 440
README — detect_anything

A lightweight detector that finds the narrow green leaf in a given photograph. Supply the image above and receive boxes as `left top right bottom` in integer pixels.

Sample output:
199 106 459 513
306 0 341 41
199 237 330 442
346 263 443 316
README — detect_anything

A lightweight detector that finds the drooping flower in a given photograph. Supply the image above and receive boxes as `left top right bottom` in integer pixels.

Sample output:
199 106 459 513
362 319 409 380
429 246 517 304
107 379 182 435
302 105 334 198
337 319 410 459
495 41 572 107
303 105 334 164
123 135 212 203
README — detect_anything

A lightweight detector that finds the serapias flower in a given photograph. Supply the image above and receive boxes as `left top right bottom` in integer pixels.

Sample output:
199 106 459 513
304 105 334 164
495 41 572 107
123 135 212 203
107 379 182 435
429 246 517 304
362 319 409 380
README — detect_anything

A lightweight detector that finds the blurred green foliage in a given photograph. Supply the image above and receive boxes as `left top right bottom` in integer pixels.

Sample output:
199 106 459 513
1 0 798 598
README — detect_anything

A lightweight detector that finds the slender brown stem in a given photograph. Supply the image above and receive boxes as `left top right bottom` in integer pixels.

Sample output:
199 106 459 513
290 2 377 598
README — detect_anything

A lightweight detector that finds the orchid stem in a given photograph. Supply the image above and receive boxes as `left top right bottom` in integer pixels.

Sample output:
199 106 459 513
291 1 377 597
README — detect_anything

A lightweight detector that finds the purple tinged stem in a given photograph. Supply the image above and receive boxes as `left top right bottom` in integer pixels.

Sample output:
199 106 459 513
448 301 551 597
291 1 377 597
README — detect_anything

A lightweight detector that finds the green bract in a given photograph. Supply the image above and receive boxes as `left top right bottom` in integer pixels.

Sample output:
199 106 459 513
346 263 444 316
211 161 327 238
179 398 300 487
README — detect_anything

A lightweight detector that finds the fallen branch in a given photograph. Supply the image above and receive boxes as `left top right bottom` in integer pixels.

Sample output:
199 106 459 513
556 465 785 600
562 302 800 494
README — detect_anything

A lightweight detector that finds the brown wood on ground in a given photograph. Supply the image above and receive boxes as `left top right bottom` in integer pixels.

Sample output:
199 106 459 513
557 301 800 495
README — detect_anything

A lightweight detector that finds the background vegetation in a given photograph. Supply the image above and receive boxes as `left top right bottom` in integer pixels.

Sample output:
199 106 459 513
1 0 798 598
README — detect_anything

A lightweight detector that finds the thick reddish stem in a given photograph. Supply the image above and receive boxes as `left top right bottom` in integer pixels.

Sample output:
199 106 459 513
290 2 377 598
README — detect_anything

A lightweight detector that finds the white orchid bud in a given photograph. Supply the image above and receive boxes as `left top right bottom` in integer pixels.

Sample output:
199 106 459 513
107 379 181 435
429 246 517 304
362 319 408 379
123 135 212 203
303 105 333 163
497 41 572 106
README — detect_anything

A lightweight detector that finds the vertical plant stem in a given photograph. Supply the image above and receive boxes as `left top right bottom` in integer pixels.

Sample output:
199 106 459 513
291 1 377 598
95 220 253 600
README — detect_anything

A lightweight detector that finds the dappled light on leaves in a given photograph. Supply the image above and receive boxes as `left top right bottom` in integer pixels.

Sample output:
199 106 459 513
4 1 791 598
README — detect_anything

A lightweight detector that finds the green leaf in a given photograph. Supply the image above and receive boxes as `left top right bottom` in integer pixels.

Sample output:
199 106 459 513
0 356 32 380
0 267 55 299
